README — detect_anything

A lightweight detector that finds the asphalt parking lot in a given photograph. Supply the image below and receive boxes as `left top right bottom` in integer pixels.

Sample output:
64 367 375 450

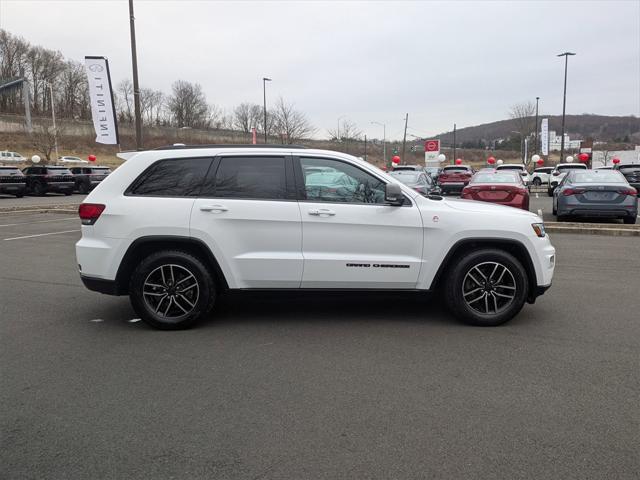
1 211 639 479
0 193 87 208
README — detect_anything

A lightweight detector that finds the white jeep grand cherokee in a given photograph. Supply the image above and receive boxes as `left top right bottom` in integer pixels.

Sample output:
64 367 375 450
76 145 555 329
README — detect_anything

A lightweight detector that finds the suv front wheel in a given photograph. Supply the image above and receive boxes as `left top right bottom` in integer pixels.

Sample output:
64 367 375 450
129 250 216 329
444 249 529 326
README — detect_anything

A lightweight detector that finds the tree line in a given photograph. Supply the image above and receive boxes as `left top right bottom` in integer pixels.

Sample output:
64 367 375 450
0 29 316 143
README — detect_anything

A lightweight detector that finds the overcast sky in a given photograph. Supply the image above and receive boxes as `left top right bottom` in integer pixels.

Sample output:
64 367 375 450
2 0 639 140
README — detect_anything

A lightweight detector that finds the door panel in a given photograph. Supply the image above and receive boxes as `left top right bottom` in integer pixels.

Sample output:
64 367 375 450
190 155 302 289
296 156 423 289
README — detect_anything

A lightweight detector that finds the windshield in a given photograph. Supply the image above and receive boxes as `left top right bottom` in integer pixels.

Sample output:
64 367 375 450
91 168 111 174
558 164 587 172
390 172 421 183
443 167 468 172
392 166 419 171
47 168 72 175
471 172 520 184
497 165 525 171
570 171 625 183
619 165 640 174
0 167 21 174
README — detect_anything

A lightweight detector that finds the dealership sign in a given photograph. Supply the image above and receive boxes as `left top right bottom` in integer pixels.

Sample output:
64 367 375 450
424 139 441 162
540 118 549 156
85 56 119 145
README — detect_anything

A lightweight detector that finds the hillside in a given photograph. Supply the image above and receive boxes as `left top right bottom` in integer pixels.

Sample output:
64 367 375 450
435 114 640 146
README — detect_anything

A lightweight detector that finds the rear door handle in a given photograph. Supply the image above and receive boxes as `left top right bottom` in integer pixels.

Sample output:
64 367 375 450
308 208 336 216
200 204 228 212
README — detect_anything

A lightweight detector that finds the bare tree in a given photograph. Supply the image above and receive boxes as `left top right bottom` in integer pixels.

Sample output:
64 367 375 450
116 79 134 123
233 103 262 133
271 97 316 144
168 80 209 128
327 119 362 141
30 121 64 162
509 101 536 137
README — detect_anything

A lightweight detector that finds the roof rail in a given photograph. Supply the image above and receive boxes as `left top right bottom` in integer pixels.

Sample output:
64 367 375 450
153 144 309 151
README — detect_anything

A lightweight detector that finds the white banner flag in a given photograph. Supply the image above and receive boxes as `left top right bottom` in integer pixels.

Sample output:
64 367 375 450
85 56 119 145
540 118 549 156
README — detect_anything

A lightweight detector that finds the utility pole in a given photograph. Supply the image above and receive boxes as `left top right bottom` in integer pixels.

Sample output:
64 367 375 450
262 77 271 143
129 0 143 150
557 52 576 162
401 113 408 164
534 97 540 155
48 83 59 161
453 123 457 161
364 135 367 162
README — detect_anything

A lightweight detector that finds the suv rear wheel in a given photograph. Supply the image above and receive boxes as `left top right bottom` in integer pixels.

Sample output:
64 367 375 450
129 250 216 329
444 249 528 326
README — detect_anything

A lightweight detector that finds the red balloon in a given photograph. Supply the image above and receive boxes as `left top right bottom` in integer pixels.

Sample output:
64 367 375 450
391 155 401 164
537 158 544 166
487 157 496 165
612 158 620 164
88 154 97 162
578 153 589 162
455 158 462 165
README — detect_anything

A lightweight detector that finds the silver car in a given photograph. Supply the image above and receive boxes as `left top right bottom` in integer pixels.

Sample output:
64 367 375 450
553 170 638 224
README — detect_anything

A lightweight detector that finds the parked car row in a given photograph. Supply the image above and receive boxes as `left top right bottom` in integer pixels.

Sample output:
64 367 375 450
0 165 111 197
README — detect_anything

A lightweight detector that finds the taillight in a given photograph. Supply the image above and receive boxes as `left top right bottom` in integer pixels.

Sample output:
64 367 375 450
617 187 637 196
78 203 105 225
562 188 584 196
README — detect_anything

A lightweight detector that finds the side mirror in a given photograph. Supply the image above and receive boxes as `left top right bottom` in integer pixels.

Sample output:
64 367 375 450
552 171 560 176
385 183 405 206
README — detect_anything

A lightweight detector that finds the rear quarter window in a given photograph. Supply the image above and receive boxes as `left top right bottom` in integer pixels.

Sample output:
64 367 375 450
127 158 213 197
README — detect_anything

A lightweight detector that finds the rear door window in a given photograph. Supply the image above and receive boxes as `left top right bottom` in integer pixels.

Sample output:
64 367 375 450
201 156 288 200
127 158 213 197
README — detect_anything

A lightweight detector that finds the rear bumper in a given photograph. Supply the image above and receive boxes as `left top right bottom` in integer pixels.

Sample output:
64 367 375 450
80 274 120 295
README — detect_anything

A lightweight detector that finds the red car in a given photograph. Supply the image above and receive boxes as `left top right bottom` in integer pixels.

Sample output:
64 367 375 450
461 170 530 210
437 165 474 195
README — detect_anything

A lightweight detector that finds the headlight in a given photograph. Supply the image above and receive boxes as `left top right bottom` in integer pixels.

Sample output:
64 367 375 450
532 223 546 238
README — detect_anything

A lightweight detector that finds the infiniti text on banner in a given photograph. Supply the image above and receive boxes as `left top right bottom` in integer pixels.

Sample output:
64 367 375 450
85 56 119 145
540 118 549 156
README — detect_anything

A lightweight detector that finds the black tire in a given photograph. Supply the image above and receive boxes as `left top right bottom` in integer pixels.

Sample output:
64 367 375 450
623 216 636 225
64 191 72 196
557 214 568 222
15 193 23 198
547 188 554 197
533 177 542 186
444 249 529 326
33 182 45 196
129 250 216 330
552 202 557 216
79 180 90 194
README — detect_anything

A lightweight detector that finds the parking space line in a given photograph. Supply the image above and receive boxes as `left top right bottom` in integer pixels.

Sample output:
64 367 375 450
4 229 81 241
0 217 77 228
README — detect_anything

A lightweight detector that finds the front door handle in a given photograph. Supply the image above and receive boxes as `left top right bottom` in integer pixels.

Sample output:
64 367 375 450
200 204 228 212
308 208 336 216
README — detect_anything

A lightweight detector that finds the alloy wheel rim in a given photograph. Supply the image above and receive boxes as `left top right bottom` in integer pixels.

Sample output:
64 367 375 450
143 264 199 319
462 261 516 315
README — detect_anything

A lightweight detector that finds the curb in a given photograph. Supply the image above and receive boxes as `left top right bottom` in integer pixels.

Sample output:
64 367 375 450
0 204 80 214
546 223 640 237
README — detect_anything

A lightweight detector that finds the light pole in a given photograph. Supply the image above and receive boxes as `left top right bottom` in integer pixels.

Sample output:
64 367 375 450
534 97 540 155
262 77 271 143
337 115 346 142
47 82 59 161
128 0 143 150
371 121 386 165
557 52 576 162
